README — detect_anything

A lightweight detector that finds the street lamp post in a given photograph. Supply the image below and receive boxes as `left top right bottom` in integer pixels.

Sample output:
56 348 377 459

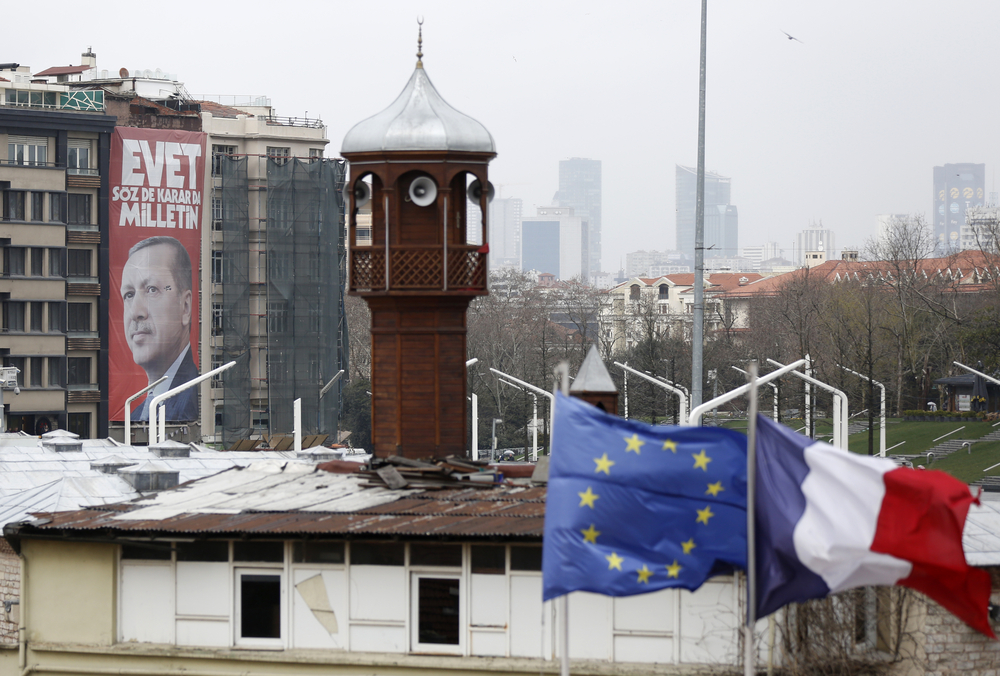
318 369 345 436
838 364 885 457
499 378 539 462
732 365 777 422
488 368 555 458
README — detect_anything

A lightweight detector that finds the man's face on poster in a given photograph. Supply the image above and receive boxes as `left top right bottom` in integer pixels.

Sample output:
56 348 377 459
120 242 192 377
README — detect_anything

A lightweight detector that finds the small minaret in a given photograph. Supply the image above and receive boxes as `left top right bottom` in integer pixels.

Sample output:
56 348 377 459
570 345 619 415
341 25 496 459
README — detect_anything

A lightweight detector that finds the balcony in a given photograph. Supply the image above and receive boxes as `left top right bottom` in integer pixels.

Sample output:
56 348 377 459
350 245 487 294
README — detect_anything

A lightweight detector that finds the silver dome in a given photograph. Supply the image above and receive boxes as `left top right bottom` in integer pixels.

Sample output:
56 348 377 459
341 66 495 154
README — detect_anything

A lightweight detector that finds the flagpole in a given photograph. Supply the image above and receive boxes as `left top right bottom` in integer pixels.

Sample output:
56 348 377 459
744 362 759 676
553 361 571 676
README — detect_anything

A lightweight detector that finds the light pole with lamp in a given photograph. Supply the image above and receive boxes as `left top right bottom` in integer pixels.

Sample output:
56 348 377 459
466 359 479 460
732 365 777 422
838 364 885 457
499 377 539 462
318 369 345 437
0 367 20 433
488 368 554 458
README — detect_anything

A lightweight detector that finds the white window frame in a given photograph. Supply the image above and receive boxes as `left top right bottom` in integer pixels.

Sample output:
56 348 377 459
409 571 465 655
234 567 286 648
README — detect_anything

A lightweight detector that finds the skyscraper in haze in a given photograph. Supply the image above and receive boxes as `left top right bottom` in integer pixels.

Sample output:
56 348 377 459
556 158 601 276
933 163 985 252
488 197 523 268
675 165 739 258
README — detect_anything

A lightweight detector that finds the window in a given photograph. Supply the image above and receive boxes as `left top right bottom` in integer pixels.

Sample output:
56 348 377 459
658 285 669 299
67 140 92 175
267 146 291 167
211 144 238 176
68 303 91 332
67 412 90 439
212 196 223 230
67 194 92 225
234 542 283 563
308 148 323 163
292 541 344 564
3 191 25 221
470 545 505 575
629 284 640 300
48 302 65 332
48 357 63 386
268 251 291 281
67 249 91 277
67 357 91 386
30 192 44 221
268 301 288 334
212 250 224 284
351 541 404 566
410 543 462 567
212 302 224 336
176 541 228 562
308 305 321 333
510 546 542 571
29 303 42 332
252 409 269 431
411 574 462 651
211 356 224 386
235 569 283 644
31 248 43 277
4 248 25 276
7 136 47 166
29 357 42 388
48 248 65 276
49 193 64 223
3 302 25 332
6 92 56 109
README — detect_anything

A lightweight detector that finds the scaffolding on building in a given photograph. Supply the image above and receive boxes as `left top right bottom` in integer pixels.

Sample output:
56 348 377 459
219 155 347 448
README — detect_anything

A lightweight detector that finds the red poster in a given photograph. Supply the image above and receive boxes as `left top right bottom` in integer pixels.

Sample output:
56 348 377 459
108 128 206 422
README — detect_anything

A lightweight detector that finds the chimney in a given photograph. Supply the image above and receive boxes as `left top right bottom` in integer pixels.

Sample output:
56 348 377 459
570 345 619 415
81 47 96 69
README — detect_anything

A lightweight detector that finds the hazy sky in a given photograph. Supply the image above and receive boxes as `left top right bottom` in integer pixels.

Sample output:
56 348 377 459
11 1 1000 271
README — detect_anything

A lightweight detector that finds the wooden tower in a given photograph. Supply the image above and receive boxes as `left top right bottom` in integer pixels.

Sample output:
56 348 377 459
341 32 495 459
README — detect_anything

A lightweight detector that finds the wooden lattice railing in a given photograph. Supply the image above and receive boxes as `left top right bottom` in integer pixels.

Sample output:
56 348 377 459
350 246 486 292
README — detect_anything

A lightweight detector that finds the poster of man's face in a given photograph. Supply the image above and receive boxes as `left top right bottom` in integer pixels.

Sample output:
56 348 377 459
121 238 193 378
107 127 206 423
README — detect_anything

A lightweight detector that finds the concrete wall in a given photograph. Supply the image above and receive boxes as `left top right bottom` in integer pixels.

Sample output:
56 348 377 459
22 539 115 645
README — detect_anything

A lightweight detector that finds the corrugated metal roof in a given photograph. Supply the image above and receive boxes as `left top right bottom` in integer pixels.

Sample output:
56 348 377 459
15 461 546 541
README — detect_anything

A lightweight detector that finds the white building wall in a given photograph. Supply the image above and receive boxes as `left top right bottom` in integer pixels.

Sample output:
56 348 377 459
118 541 741 665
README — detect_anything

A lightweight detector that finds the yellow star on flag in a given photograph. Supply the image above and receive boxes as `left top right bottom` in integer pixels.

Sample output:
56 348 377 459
666 560 682 578
636 565 653 584
681 539 696 555
662 438 678 453
624 434 644 454
606 552 624 570
581 524 601 544
578 486 600 508
692 449 712 471
696 505 715 525
705 481 724 497
594 453 615 475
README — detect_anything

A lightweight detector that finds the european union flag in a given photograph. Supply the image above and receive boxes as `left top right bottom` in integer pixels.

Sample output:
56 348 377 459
542 392 748 601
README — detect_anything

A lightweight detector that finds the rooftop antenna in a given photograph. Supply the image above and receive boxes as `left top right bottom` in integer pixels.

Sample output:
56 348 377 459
416 16 424 68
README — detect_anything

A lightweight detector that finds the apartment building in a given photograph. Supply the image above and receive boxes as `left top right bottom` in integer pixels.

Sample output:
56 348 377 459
0 70 114 438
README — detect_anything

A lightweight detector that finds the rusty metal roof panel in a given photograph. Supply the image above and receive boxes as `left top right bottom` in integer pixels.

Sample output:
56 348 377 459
13 461 547 541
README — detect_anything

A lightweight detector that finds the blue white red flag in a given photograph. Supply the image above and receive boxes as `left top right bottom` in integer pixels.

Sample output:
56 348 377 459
754 414 993 637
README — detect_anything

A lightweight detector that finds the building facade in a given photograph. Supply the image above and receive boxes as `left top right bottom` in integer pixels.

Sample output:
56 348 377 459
933 163 986 253
489 196 522 268
0 73 114 438
793 226 835 265
521 206 587 280
675 166 738 258
556 158 601 276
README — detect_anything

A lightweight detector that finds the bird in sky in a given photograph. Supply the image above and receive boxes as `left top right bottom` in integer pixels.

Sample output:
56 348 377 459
781 30 803 43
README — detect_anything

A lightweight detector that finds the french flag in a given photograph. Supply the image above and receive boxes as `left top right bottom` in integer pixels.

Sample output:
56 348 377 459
754 414 994 637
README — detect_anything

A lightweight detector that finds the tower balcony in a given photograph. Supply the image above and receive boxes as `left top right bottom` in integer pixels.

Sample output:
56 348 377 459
350 244 487 294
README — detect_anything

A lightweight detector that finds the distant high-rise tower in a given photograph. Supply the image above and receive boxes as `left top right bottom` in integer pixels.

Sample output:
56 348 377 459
675 165 738 258
933 163 985 252
794 226 835 265
556 158 601 275
489 197 522 268
520 206 587 280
